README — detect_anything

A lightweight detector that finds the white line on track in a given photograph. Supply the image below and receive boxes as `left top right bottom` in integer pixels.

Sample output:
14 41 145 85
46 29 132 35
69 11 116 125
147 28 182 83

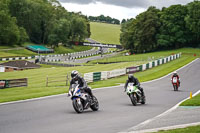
128 122 200 133
0 59 199 106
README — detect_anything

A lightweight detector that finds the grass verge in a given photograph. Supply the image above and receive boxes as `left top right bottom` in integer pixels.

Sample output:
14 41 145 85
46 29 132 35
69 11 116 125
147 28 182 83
180 94 200 106
154 125 200 133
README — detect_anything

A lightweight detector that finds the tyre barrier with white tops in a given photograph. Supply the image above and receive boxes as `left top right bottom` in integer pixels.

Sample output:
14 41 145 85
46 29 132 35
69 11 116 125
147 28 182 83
84 53 181 83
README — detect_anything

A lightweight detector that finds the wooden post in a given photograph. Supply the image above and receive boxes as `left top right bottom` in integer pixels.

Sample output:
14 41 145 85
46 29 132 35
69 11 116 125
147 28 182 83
66 74 68 86
26 78 28 87
46 75 48 87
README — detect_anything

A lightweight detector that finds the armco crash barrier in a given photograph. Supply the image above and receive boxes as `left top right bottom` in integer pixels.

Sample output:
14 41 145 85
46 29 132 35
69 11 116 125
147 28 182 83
84 53 181 83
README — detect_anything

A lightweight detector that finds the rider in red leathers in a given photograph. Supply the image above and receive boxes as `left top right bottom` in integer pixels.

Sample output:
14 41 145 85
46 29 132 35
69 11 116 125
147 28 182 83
171 71 180 87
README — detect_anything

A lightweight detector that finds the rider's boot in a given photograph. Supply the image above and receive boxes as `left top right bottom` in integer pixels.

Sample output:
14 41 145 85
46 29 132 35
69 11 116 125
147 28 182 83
139 87 144 97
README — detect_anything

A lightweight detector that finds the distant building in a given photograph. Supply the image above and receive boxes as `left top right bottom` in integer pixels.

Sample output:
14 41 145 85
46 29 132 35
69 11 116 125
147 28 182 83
0 60 40 72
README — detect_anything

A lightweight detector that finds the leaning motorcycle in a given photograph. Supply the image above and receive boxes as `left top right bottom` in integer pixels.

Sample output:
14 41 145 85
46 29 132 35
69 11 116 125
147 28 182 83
125 83 145 106
171 77 179 91
68 84 99 113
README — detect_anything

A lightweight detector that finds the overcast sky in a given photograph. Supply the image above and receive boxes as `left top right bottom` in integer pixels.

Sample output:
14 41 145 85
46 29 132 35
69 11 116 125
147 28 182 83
58 0 193 21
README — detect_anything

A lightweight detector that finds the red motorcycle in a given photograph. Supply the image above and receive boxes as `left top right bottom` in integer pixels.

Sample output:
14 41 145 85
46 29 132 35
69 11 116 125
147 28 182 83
171 76 180 91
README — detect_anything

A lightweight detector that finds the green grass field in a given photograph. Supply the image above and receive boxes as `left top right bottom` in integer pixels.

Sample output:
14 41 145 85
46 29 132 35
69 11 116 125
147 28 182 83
180 94 200 106
155 125 200 133
0 48 198 103
90 22 121 44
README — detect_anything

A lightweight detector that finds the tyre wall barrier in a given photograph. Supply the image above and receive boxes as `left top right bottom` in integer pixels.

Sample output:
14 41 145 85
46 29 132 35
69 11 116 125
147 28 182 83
0 56 35 61
138 53 181 72
101 71 108 80
0 48 96 62
84 53 181 83
84 73 93 83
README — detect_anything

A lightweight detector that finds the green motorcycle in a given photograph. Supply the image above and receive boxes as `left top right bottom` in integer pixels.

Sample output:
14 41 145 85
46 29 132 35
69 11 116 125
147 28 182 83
125 83 146 106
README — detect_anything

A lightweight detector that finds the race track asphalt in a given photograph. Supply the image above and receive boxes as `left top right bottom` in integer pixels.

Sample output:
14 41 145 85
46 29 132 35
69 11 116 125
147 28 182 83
0 58 199 133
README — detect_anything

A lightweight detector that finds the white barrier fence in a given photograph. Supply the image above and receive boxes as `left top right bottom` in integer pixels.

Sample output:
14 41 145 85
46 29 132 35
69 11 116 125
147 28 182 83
107 68 126 78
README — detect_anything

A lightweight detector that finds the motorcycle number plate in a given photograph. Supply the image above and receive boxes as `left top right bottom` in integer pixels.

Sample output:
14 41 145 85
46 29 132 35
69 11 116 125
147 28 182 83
173 77 177 83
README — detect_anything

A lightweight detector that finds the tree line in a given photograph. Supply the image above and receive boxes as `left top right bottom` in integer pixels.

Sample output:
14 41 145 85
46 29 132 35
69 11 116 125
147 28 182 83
120 0 200 53
0 0 90 48
88 15 120 24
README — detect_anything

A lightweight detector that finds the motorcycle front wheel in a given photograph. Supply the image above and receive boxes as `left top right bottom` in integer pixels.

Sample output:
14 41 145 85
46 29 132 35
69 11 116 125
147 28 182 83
130 93 137 106
72 98 83 113
173 85 178 91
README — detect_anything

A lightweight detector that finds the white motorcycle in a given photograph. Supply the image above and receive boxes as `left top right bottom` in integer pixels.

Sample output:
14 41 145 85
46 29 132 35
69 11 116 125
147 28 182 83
68 84 99 113
125 83 146 106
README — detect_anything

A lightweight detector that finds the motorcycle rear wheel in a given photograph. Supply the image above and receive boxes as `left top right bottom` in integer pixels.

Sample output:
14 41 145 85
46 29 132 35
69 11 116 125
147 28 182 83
141 95 146 104
90 96 99 111
173 85 178 91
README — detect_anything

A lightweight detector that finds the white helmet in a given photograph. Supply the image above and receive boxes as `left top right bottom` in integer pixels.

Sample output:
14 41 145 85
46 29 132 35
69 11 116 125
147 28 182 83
173 71 177 74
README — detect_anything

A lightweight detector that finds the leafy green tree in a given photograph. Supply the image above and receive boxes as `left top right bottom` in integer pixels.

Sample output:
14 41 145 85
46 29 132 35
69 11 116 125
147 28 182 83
18 27 29 44
120 7 160 53
157 5 188 49
70 17 89 42
185 0 200 47
2 0 90 47
121 19 126 24
89 14 120 24
0 0 20 45
134 6 161 52
120 19 135 53
48 19 70 47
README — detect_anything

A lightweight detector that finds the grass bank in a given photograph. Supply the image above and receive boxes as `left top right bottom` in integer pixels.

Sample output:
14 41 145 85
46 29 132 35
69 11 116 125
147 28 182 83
89 48 200 64
180 94 200 106
90 22 121 44
155 125 200 133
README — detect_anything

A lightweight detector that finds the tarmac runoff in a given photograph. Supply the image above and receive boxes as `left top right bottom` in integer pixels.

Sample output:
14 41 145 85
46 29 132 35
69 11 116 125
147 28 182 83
120 89 200 133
